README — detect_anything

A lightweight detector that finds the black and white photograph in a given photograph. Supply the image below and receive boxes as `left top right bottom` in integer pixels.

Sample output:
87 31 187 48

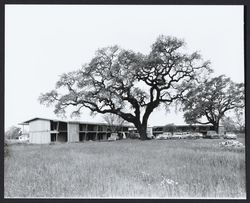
4 4 246 199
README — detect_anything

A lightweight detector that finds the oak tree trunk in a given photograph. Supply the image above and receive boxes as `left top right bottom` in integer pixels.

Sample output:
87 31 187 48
138 125 148 140
214 122 219 134
135 122 149 140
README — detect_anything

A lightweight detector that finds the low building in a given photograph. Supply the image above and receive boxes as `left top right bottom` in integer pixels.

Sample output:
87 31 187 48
19 117 131 144
19 118 226 144
152 124 225 136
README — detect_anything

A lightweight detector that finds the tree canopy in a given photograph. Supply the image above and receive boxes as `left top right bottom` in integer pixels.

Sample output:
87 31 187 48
182 75 244 132
39 35 211 139
221 108 245 133
5 126 22 140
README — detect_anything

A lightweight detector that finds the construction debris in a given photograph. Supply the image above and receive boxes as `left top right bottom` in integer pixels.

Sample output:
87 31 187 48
223 133 237 139
219 140 244 148
108 133 119 141
155 132 203 140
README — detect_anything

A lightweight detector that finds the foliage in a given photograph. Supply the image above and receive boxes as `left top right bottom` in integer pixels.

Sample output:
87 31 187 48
5 126 22 140
182 75 244 132
4 141 9 157
39 35 211 139
221 108 245 133
163 123 176 133
102 113 127 137
234 108 245 132
221 116 238 132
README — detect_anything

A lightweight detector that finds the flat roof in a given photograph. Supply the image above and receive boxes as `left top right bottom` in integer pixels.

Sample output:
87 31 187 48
68 120 132 127
19 117 222 128
19 117 133 127
153 124 214 128
18 117 65 125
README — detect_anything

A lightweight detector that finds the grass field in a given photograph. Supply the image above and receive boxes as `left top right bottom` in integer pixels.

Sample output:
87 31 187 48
4 138 246 198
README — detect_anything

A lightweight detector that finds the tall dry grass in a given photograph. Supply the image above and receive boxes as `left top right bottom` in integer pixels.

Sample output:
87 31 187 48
4 138 245 198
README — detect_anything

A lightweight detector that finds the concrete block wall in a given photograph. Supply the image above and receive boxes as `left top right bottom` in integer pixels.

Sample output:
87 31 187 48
29 120 51 144
67 122 79 142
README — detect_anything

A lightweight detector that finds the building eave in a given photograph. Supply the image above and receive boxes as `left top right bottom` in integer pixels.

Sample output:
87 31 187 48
19 117 133 127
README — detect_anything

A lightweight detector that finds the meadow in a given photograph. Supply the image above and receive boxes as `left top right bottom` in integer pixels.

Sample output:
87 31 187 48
4 138 246 198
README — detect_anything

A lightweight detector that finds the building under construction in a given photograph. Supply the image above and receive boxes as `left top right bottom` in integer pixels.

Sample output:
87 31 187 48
19 117 131 144
19 118 225 144
152 123 225 136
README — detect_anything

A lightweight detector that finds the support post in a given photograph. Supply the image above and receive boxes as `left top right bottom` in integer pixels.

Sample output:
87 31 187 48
56 121 59 142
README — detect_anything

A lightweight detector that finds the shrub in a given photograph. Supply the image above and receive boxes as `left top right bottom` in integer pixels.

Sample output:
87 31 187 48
126 133 140 139
4 141 9 157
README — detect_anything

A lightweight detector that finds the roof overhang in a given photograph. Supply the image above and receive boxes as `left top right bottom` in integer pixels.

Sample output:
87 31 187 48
18 117 66 125
19 117 133 127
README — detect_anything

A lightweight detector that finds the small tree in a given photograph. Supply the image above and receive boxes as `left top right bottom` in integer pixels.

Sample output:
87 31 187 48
39 35 210 140
234 108 245 133
182 75 244 133
221 116 238 132
221 108 245 133
163 123 176 134
103 113 127 136
5 126 22 140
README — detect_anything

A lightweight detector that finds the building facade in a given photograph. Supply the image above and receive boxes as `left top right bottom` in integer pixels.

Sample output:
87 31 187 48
19 118 131 144
152 124 225 136
19 118 225 144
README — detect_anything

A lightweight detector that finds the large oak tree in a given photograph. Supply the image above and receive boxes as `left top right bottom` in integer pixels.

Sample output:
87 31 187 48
182 75 244 133
39 35 210 140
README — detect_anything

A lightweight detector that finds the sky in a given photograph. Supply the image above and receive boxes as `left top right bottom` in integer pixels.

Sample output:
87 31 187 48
5 5 244 130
